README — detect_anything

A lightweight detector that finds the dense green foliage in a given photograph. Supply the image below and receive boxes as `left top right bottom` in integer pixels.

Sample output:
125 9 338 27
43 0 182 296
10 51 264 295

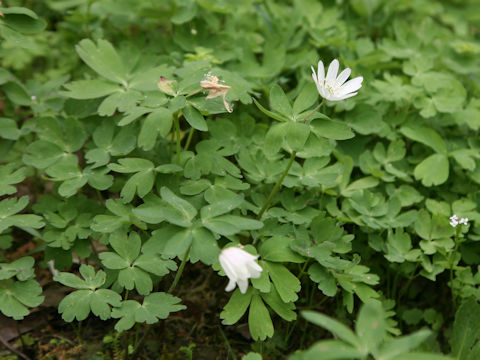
1 0 480 358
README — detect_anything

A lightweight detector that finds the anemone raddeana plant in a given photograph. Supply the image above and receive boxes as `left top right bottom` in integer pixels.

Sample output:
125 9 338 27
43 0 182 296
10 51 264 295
1 1 480 358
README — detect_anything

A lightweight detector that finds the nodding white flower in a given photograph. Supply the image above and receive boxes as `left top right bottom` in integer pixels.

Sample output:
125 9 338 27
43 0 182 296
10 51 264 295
311 59 363 101
219 246 262 294
450 214 469 227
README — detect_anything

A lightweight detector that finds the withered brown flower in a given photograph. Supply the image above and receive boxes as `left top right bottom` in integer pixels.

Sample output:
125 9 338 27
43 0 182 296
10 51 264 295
200 73 233 113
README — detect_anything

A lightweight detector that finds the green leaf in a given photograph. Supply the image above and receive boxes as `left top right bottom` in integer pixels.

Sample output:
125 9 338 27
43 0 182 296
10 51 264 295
270 84 293 118
203 215 263 236
253 98 289 122
377 330 432 360
261 286 297 321
355 300 386 354
302 310 361 349
1 7 46 34
264 122 287 155
413 154 449 186
259 236 304 263
134 253 177 276
0 118 22 140
109 159 155 203
0 279 44 320
190 226 219 265
0 196 44 233
64 80 121 99
109 231 142 264
76 39 128 85
390 353 453 360
400 125 447 154
0 164 26 196
264 262 301 302
118 267 153 295
347 104 385 135
138 108 173 150
160 187 198 226
452 299 480 360
285 122 310 151
220 288 253 325
242 353 262 360
54 265 106 289
183 105 208 131
0 257 35 281
308 264 337 297
249 294 274 341
293 83 318 115
298 340 365 360
111 292 186 331
2 82 31 105
58 288 122 321
310 118 354 140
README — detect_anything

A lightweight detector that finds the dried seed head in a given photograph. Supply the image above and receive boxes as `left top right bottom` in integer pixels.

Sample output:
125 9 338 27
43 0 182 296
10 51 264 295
200 73 233 113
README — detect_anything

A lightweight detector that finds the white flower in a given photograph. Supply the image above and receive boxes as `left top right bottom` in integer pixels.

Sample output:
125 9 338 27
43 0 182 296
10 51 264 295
311 59 363 101
219 246 262 294
450 214 469 227
450 214 459 227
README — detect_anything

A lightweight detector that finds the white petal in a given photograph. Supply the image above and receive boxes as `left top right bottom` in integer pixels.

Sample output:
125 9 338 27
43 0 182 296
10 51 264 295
336 68 351 86
317 60 325 84
220 256 238 281
338 76 363 96
333 92 358 101
237 279 249 294
326 59 339 82
246 262 262 279
225 278 236 292
311 66 318 84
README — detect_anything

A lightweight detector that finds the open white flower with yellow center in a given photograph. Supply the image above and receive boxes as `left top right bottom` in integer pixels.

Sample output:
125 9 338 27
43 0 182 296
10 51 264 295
219 246 262 294
311 59 363 101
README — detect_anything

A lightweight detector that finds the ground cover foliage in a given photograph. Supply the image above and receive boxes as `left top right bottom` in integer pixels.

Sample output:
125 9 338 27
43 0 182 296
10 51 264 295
1 0 480 358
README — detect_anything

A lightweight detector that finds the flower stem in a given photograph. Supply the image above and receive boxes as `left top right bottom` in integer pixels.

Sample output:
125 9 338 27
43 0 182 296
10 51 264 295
184 128 195 151
302 99 325 122
450 231 461 304
186 88 202 98
257 150 297 220
174 113 182 165
131 243 192 358
168 244 192 294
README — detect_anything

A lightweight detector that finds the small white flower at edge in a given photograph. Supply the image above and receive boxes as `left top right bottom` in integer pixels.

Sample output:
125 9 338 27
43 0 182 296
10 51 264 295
219 246 262 294
311 59 363 101
450 214 468 227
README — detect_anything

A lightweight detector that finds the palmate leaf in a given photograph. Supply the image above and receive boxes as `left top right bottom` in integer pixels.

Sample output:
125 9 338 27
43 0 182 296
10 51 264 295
54 265 121 321
91 199 146 233
0 164 26 196
0 196 44 233
111 292 186 331
0 256 35 281
0 279 44 320
220 288 274 341
76 39 128 85
0 7 46 35
99 231 177 295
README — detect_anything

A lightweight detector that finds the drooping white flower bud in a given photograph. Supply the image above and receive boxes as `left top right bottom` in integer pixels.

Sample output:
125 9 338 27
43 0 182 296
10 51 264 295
219 246 262 294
